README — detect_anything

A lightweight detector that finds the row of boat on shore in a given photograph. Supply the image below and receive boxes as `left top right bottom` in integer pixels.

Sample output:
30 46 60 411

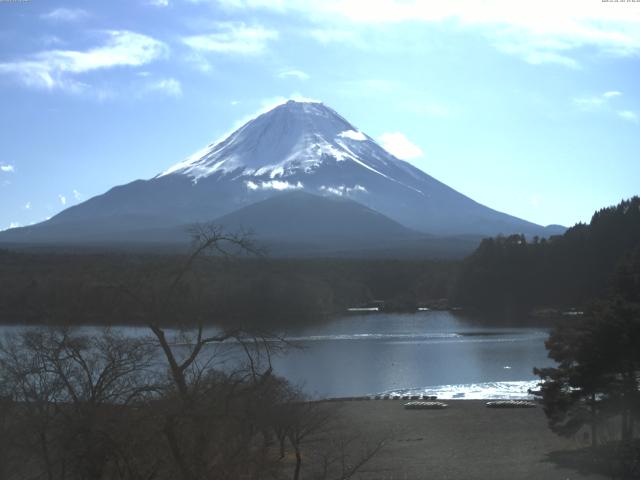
323 396 537 409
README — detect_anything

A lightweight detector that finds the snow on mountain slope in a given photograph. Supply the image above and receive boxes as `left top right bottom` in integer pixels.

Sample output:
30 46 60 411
150 99 546 236
159 100 403 187
0 99 560 248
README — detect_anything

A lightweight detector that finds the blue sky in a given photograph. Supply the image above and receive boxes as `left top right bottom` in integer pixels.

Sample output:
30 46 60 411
1 0 639 231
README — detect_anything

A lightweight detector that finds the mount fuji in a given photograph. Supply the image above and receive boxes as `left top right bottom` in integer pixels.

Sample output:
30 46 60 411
0 100 563 255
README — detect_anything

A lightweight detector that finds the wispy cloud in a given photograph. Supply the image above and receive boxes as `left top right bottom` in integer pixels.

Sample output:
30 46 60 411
573 90 637 124
329 1 640 58
182 23 278 55
58 195 67 206
378 132 424 160
319 184 367 196
618 110 639 123
573 90 626 110
147 0 170 6
0 31 168 93
277 69 309 80
309 28 366 48
145 78 182 97
41 8 90 23
220 1 640 67
573 95 608 111
245 180 303 191
492 38 580 69
24 201 31 210
209 0 288 8
72 189 83 201
0 164 15 173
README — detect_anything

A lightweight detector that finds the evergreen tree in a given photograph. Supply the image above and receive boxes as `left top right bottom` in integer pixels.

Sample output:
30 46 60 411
534 298 640 446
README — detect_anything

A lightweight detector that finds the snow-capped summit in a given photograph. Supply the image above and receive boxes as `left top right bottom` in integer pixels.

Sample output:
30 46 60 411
0 99 564 252
158 100 403 186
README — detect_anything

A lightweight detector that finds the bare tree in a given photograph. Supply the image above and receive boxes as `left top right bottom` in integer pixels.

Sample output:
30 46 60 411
0 328 157 480
280 399 387 480
105 224 294 480
311 430 387 480
0 224 386 480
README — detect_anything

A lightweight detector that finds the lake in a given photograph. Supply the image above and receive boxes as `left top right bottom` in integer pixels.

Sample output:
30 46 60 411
0 311 554 399
270 311 553 399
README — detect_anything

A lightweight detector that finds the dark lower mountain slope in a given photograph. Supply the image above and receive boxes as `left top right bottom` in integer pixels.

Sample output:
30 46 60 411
212 191 481 257
215 190 419 243
0 192 482 258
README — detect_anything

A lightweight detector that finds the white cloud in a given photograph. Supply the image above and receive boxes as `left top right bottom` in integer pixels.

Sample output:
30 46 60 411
0 164 15 173
309 29 366 48
24 201 31 210
321 186 344 196
246 180 303 191
182 23 278 55
58 195 67 206
325 1 640 53
338 130 367 141
378 132 424 160
145 78 182 97
573 91 636 124
72 189 83 200
221 0 640 67
618 110 638 123
0 31 168 92
573 95 606 111
320 184 367 196
277 69 310 80
209 0 288 8
184 52 215 73
7 222 21 230
148 0 170 6
41 8 89 22
573 90 625 111
493 41 580 69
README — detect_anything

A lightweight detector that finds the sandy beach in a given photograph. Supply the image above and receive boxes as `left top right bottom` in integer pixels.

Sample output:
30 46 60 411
328 399 607 480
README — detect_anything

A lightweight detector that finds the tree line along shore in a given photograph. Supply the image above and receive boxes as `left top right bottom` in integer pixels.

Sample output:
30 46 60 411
1 197 639 327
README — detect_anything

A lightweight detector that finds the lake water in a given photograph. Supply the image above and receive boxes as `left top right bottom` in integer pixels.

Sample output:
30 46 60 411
0 311 554 400
270 311 552 399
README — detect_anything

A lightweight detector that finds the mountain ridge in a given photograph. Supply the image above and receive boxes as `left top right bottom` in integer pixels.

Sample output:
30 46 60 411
0 100 565 254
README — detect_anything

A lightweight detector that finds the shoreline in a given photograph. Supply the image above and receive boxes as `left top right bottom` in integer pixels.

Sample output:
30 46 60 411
317 379 541 402
327 399 606 480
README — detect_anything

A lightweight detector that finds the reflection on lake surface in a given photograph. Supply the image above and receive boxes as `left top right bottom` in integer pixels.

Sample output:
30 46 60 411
0 311 554 399
271 311 552 399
